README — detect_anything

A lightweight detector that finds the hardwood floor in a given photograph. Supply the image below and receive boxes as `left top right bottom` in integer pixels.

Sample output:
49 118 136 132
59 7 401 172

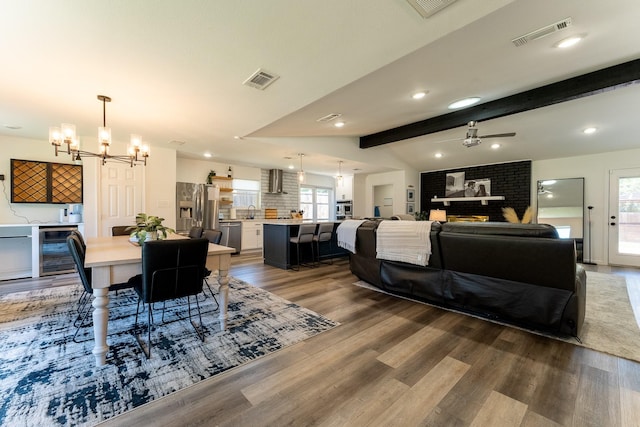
3 254 640 426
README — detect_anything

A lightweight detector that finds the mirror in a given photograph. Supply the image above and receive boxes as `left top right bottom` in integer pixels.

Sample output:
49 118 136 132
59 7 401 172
537 177 584 239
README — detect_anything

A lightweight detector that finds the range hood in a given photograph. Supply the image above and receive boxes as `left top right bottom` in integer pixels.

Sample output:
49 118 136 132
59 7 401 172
267 169 286 194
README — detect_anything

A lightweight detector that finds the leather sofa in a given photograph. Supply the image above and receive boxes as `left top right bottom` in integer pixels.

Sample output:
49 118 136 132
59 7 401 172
349 220 586 337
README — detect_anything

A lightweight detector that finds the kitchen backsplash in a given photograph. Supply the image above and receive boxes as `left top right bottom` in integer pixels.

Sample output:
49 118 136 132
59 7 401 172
218 169 300 220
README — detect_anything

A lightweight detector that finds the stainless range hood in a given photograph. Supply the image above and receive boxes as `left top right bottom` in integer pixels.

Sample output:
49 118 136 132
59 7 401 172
267 169 286 194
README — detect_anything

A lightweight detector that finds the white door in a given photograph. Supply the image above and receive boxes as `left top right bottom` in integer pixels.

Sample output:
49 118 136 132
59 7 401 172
608 168 640 267
100 163 144 237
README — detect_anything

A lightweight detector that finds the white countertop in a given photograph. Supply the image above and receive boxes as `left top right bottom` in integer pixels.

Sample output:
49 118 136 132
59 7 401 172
0 222 83 227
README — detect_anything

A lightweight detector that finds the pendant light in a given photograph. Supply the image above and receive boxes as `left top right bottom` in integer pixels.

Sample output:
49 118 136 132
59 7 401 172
336 161 343 186
297 153 305 183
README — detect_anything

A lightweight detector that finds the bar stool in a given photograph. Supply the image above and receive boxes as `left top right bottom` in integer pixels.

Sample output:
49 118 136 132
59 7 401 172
290 224 317 271
313 222 334 266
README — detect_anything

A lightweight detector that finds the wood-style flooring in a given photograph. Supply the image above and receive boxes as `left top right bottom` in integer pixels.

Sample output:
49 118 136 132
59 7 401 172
3 254 640 426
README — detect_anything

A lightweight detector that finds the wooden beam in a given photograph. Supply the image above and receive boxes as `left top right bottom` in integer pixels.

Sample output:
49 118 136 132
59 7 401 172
360 58 640 149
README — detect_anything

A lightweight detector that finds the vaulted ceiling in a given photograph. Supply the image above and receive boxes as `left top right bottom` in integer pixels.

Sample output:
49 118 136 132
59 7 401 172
1 0 639 177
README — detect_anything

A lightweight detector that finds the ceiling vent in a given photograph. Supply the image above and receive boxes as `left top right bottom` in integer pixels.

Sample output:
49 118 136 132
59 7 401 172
168 140 186 146
406 0 459 19
512 17 573 47
243 68 280 90
316 113 342 123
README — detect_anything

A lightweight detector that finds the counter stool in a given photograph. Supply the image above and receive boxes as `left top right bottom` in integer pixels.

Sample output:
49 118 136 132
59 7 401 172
290 224 317 271
313 223 334 266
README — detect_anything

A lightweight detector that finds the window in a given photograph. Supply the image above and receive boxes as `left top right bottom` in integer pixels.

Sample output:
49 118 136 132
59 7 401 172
300 186 332 221
232 179 260 208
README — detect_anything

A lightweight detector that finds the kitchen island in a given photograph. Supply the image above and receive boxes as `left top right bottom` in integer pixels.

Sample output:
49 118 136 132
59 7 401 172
263 221 348 270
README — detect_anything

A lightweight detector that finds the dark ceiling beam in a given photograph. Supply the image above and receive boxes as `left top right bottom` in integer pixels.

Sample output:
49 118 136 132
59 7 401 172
360 58 640 149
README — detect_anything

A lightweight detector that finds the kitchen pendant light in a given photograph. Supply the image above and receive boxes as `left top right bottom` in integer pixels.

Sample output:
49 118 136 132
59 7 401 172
336 160 343 186
50 95 149 167
297 153 305 183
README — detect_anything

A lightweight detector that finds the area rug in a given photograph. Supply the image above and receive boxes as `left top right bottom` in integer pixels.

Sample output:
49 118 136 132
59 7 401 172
354 271 640 362
0 278 339 426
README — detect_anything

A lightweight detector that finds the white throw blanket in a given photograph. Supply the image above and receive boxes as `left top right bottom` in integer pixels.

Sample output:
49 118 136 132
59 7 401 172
336 219 366 253
376 220 433 266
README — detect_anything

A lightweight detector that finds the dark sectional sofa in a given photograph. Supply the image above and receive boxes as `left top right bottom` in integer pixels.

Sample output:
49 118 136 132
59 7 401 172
349 220 586 337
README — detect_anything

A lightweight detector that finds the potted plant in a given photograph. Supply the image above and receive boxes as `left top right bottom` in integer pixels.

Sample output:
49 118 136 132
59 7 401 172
127 213 175 244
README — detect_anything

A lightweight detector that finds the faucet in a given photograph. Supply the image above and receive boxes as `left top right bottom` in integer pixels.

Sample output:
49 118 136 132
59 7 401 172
248 205 255 219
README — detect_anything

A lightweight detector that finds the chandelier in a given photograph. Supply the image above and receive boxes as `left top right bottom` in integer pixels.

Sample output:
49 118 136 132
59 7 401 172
297 153 305 183
50 95 149 167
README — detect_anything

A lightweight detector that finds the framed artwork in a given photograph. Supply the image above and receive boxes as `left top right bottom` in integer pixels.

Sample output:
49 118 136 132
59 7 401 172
445 172 465 197
464 178 491 197
407 189 415 202
406 203 415 214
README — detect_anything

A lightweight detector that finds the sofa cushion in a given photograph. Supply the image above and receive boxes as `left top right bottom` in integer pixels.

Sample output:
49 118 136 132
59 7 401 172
441 222 559 238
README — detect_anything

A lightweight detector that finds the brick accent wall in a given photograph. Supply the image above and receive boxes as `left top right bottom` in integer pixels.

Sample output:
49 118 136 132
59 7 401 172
420 160 531 222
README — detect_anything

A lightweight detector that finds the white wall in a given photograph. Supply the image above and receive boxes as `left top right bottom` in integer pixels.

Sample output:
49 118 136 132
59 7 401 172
533 147 640 265
176 158 261 183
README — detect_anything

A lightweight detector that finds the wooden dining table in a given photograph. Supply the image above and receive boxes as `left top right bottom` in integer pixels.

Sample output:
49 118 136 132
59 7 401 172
84 234 234 367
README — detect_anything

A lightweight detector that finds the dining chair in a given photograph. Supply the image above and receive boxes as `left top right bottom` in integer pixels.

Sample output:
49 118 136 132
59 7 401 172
130 238 209 358
111 225 132 236
201 229 223 308
67 234 134 342
289 224 317 271
313 222 334 266
188 226 204 239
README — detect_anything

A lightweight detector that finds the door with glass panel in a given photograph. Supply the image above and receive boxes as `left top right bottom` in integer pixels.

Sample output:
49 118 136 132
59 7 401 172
608 168 640 267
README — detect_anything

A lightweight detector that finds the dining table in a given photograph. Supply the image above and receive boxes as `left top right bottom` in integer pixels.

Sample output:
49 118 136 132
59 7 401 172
84 234 235 367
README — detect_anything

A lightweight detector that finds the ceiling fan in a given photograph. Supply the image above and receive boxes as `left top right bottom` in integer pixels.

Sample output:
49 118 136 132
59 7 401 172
436 121 516 147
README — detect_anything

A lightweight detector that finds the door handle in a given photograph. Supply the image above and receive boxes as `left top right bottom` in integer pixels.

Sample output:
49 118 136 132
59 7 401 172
610 222 616 226
611 215 616 219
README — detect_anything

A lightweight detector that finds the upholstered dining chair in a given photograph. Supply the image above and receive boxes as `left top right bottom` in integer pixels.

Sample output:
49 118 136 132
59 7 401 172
313 222 334 266
289 224 317 271
130 238 209 358
201 229 223 308
67 234 134 342
111 225 132 236
188 226 204 239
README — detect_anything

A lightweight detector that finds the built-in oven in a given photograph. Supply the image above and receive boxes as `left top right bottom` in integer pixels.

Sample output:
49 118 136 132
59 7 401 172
39 226 78 276
336 200 353 220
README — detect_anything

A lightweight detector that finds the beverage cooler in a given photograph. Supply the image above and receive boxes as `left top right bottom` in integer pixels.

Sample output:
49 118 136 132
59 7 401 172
39 226 78 276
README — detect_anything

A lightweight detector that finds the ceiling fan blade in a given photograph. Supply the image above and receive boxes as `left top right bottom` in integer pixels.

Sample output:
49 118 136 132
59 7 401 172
432 137 462 144
479 132 516 139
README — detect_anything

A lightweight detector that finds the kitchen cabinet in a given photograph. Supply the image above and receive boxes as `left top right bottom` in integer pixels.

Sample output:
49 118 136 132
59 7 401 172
241 221 263 251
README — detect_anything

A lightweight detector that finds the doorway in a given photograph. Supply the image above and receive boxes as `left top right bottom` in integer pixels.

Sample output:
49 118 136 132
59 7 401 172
373 184 393 218
608 168 640 267
99 163 145 237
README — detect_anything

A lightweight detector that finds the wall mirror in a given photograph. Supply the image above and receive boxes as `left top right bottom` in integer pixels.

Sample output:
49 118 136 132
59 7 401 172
536 177 584 239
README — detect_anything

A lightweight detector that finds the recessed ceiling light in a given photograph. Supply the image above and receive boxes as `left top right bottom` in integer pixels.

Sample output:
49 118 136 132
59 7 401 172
434 152 443 158
448 97 481 109
412 91 427 100
288 164 294 169
334 121 345 128
583 127 597 134
556 36 583 49
203 152 212 158
233 135 242 140
491 143 501 149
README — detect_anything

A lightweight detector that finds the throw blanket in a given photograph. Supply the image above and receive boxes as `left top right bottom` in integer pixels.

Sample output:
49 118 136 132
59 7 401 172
376 220 433 266
337 219 366 253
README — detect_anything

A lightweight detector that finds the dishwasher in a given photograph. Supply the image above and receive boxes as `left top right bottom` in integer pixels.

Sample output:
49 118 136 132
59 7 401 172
219 221 241 254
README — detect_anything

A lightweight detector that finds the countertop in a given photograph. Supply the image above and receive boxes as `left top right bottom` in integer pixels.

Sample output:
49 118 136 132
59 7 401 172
0 222 83 228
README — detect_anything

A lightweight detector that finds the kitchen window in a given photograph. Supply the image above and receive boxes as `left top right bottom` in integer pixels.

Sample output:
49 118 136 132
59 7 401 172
300 186 332 221
232 179 260 208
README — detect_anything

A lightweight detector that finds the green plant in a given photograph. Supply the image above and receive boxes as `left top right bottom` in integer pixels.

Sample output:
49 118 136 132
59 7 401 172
414 211 429 221
127 213 175 244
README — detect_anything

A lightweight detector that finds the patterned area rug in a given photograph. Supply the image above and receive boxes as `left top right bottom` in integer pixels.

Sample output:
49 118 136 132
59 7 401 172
355 271 640 362
0 278 339 426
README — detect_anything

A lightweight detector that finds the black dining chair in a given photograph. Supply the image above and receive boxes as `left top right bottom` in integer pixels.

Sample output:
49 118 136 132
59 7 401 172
188 226 204 239
289 224 317 271
67 234 134 342
201 229 223 307
130 238 209 358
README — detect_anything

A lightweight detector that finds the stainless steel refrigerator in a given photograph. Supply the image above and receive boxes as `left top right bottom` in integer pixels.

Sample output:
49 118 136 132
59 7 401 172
176 182 219 234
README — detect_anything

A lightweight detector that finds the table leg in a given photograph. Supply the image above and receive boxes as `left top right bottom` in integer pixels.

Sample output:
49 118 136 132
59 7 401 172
91 287 110 366
217 268 229 330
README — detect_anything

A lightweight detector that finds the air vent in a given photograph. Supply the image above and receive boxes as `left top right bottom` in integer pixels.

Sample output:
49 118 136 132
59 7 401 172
168 140 186 146
316 113 342 123
512 17 573 47
243 68 280 90
406 0 459 19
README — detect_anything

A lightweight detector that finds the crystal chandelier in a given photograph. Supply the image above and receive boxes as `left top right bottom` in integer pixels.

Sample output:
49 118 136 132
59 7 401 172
50 95 149 167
